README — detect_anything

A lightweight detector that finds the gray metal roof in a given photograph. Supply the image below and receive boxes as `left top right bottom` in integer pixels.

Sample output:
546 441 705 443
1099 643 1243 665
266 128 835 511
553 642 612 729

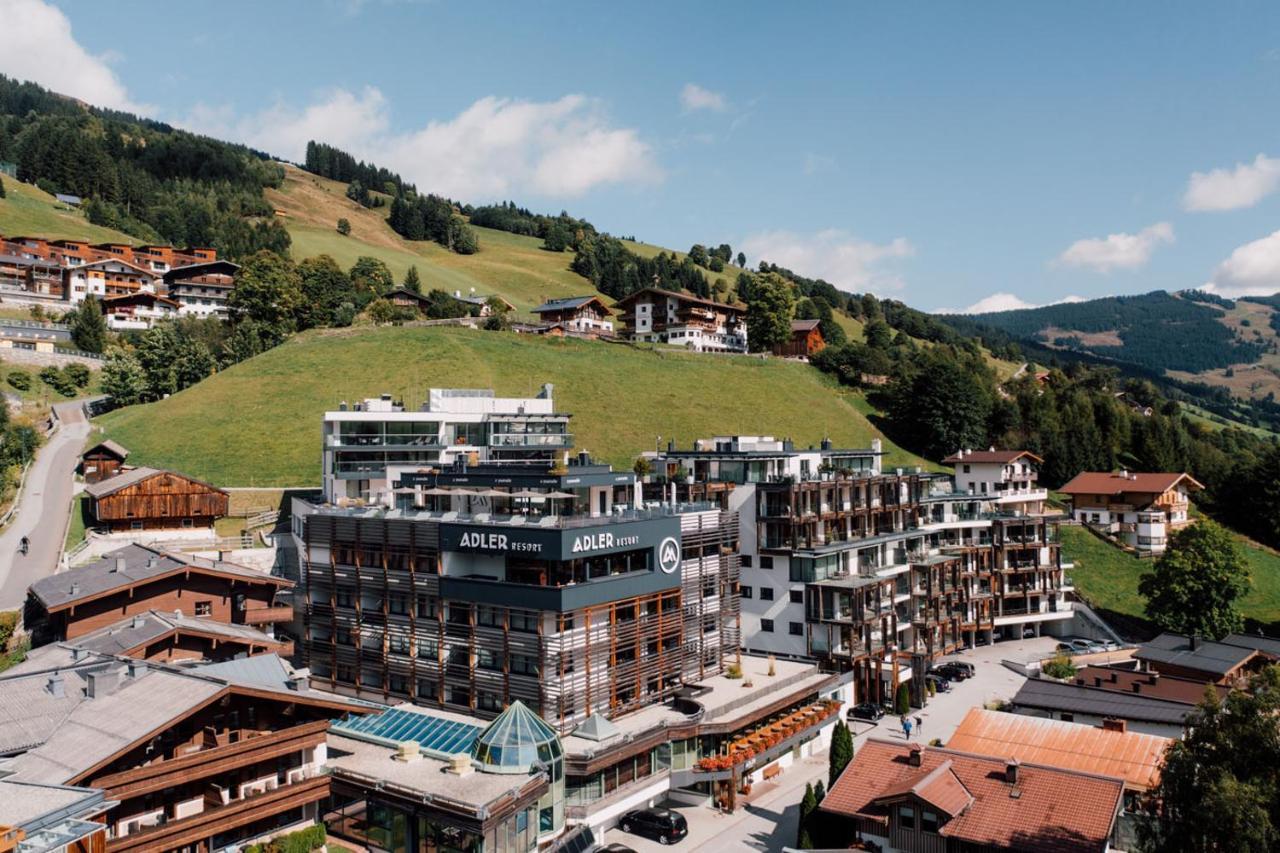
81 439 129 460
1012 678 1192 725
1134 633 1255 677
0 779 103 827
30 543 288 610
194 653 293 690
532 295 602 313
68 610 278 656
1222 633 1280 659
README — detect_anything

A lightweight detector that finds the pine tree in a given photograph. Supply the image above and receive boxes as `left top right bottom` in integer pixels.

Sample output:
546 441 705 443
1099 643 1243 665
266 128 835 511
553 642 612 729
403 265 422 293
797 782 817 849
0 175 5 198
69 295 108 354
829 721 853 787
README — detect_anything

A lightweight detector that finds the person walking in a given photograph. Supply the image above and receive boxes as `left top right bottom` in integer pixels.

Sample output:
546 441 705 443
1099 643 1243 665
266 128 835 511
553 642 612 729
902 717 913 740
915 715 924 736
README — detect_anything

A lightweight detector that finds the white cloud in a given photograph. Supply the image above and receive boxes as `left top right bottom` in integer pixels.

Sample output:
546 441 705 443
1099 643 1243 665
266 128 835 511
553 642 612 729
0 0 151 113
1183 154 1280 212
1055 222 1174 273
936 292 1088 315
183 89 662 200
1203 229 1280 298
680 83 727 113
740 230 914 294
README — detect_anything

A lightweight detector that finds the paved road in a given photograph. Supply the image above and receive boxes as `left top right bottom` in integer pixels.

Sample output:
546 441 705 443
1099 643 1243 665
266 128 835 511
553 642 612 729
606 637 1059 852
0 402 91 610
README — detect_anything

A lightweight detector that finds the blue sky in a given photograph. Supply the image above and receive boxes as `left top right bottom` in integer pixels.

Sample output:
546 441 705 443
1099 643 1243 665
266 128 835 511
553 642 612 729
5 0 1280 311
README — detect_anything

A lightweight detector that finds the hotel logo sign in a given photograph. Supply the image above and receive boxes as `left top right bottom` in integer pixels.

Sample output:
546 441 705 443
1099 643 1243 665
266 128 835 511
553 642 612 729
658 537 682 574
456 531 544 553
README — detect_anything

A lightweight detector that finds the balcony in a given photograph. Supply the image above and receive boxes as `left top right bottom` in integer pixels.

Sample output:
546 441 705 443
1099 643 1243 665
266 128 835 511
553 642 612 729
241 604 293 625
489 433 574 448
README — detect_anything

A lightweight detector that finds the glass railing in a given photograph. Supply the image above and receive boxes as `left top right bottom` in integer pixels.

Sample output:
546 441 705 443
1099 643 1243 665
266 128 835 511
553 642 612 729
489 433 574 447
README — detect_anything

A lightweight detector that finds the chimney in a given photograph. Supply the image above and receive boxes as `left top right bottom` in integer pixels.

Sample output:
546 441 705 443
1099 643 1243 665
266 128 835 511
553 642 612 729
113 557 125 573
1102 718 1128 734
339 401 348 411
1190 636 1199 651
908 744 923 767
47 674 64 698
131 614 146 629
128 659 148 679
71 647 89 662
1148 672 1160 685
85 669 120 698
393 741 422 763
1005 759 1020 784
69 582 80 596
1131 682 1142 693
667 439 675 452
445 753 474 776
286 669 310 692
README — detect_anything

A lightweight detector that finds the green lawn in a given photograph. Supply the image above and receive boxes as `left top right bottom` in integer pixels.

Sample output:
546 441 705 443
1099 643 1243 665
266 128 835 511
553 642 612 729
65 493 89 550
1063 524 1280 630
95 324 922 486
0 178 136 242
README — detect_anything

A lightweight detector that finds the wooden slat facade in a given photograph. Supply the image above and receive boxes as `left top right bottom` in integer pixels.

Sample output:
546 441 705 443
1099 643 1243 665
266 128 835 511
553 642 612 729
91 471 229 532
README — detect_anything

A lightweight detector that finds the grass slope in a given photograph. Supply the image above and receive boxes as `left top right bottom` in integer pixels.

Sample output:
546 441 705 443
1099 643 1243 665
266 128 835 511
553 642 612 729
0 177 136 243
1063 524 1280 630
95 325 921 487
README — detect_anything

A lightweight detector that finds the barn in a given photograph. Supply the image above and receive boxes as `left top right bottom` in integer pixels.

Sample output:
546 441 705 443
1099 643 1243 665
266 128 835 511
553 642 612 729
84 466 230 532
79 439 130 483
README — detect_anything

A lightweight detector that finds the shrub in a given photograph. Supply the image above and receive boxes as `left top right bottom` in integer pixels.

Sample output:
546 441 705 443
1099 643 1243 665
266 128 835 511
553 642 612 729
1042 653 1078 680
894 683 910 716
337 218 351 236
62 362 91 388
0 610 17 651
926 679 936 697
6 370 30 391
255 824 326 853
725 662 743 679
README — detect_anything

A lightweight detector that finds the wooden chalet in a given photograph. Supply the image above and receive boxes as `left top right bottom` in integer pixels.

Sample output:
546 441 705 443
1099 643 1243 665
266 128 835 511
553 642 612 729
80 440 130 484
774 318 825 358
161 259 239 319
27 544 293 643
530 295 615 335
84 467 229 532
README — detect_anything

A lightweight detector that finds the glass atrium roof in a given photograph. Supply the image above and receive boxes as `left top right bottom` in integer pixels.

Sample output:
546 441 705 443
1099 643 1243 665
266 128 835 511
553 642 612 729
332 707 482 758
470 700 563 774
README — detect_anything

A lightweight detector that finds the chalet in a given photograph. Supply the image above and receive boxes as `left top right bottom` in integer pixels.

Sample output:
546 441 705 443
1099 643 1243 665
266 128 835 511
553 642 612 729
65 259 158 304
0 651 369 852
100 292 181 330
1059 470 1203 554
615 287 748 353
820 739 1124 853
942 448 1046 513
773 318 825 358
1133 632 1263 685
162 260 239 319
530 295 614 335
49 238 92 267
0 252 64 296
80 440 130 483
455 291 514 316
26 543 293 643
385 287 433 314
83 466 229 532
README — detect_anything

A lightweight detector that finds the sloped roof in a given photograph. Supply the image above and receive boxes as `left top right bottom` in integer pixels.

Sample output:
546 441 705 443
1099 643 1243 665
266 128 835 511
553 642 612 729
470 700 562 774
1222 632 1280 659
571 713 620 742
1011 678 1192 725
80 439 129 461
1134 632 1255 677
614 286 746 313
82 466 226 499
162 259 240 281
945 708 1171 790
1058 471 1203 496
822 739 1123 853
67 610 281 657
1073 665 1229 705
532 295 611 315
29 543 290 611
942 449 1043 465
790 318 822 332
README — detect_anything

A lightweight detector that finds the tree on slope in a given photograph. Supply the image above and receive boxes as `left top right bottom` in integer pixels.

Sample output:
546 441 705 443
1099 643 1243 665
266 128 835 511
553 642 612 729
69 295 108 353
227 251 302 343
100 348 147 406
1139 519 1249 639
1139 666 1280 852
746 272 796 353
402 265 422 293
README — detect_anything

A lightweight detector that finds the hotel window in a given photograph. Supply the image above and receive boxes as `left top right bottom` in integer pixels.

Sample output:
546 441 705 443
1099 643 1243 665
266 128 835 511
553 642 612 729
759 556 774 570
510 654 540 677
740 555 752 568
479 692 502 712
477 649 503 671
336 589 354 608
416 678 435 699
760 587 774 601
360 669 380 688
336 627 353 646
477 606 502 628
790 589 804 604
388 593 409 615
389 634 409 655
921 810 939 833
510 610 539 634
194 601 212 617
789 622 803 636
761 619 774 633
416 596 436 618
417 637 439 659
741 586 753 599
898 806 915 829
389 674 408 694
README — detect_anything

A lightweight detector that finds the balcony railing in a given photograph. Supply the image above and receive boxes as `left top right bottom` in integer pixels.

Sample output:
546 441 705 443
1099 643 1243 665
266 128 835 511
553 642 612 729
489 433 573 448
242 604 293 624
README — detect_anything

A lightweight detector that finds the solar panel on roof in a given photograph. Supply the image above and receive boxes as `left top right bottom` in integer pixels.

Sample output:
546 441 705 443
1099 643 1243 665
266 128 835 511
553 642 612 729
332 707 483 757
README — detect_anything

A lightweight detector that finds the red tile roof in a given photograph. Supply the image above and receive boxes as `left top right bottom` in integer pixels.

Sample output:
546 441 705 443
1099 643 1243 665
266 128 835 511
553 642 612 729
1058 471 1203 496
941 449 1042 465
821 739 1123 853
945 708 1171 791
874 759 974 816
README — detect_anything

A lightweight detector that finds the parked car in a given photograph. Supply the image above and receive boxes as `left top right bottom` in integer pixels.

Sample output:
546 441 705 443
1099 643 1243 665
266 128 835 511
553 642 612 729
619 808 688 845
925 674 952 693
1021 627 1038 639
1067 639 1094 654
948 661 976 677
602 845 639 853
932 663 971 682
847 702 886 722
1055 642 1077 655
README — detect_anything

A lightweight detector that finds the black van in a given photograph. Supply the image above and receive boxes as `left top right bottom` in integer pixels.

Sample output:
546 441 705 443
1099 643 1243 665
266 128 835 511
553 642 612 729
619 807 689 845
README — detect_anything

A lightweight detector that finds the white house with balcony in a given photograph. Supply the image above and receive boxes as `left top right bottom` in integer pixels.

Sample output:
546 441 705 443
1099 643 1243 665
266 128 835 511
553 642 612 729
942 448 1047 514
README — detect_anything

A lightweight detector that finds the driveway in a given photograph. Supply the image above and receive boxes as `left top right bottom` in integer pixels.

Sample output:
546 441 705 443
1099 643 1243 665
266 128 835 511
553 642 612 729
602 636 1056 852
0 402 91 610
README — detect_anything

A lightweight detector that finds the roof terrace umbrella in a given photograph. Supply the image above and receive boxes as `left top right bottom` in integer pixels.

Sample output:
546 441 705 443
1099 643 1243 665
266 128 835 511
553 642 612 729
543 491 577 500
508 489 545 499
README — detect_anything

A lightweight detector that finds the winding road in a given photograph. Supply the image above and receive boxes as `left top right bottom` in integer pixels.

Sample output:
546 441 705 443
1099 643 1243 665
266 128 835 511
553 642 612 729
0 402 91 610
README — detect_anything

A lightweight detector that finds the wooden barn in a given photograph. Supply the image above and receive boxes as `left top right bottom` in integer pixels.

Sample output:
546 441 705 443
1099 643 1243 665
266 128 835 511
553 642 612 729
773 318 826 358
84 466 229 532
79 439 130 483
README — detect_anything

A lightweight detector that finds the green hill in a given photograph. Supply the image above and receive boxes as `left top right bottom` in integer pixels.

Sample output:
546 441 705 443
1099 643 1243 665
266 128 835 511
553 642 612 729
95 324 922 486
0 176 136 243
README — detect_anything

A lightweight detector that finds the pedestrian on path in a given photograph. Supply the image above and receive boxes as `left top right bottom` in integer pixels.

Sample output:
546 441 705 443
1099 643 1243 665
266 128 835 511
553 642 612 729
915 715 923 736
902 718 913 740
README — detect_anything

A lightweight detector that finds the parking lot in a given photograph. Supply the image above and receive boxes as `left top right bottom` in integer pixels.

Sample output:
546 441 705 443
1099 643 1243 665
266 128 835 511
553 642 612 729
599 636 1061 851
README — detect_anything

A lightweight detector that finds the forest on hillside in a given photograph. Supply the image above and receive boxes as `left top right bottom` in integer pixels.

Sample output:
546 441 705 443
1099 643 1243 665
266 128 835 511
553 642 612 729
0 75 289 259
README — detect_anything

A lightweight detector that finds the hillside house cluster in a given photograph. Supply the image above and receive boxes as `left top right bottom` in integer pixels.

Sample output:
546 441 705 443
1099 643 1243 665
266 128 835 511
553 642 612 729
0 234 238 326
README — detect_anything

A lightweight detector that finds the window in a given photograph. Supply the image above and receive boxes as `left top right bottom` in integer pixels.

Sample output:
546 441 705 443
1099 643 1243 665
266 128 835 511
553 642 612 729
389 634 409 654
194 601 212 617
899 806 915 830
510 610 539 633
477 649 503 671
759 556 774 570
761 619 775 633
962 464 971 474
336 589 354 608
921 810 939 833
389 674 408 694
741 586 753 599
511 654 540 677
760 587 774 601
789 622 804 636
740 555 752 568
417 637 438 659
790 589 804 604
389 593 409 615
